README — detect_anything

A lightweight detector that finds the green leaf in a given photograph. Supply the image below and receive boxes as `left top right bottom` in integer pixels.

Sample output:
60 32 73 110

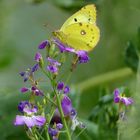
124 41 139 72
137 27 140 52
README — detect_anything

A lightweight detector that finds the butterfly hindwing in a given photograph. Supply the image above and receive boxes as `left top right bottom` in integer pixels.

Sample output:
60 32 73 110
59 23 100 51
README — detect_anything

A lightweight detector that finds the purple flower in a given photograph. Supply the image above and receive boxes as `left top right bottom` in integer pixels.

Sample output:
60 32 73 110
47 65 58 73
61 95 76 118
14 115 46 128
19 71 30 82
48 123 63 140
18 101 30 113
23 105 38 115
64 86 70 94
15 101 45 128
61 95 72 116
114 89 133 106
51 95 76 124
57 82 70 94
53 38 75 53
20 87 29 93
76 50 89 63
38 40 50 49
18 101 38 114
20 65 39 82
47 57 61 66
31 86 44 96
19 72 25 77
35 52 42 62
57 82 64 91
31 63 39 73
48 128 58 136
47 57 61 74
56 123 63 130
53 39 89 63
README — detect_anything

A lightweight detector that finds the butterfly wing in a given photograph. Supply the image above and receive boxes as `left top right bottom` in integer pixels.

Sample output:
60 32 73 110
58 22 100 51
60 4 97 31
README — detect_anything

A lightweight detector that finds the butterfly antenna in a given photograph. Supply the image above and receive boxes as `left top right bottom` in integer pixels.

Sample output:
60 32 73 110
43 22 55 32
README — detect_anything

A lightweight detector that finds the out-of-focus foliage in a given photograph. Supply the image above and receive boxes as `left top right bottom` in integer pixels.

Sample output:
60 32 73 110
124 41 139 72
124 29 140 72
87 89 118 139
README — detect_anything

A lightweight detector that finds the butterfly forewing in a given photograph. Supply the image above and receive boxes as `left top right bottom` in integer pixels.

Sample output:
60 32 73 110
60 4 97 31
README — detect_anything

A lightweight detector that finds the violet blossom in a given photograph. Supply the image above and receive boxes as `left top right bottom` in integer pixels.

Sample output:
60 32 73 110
14 101 46 128
53 38 89 63
48 123 63 140
38 40 50 49
57 81 70 94
47 57 61 74
35 52 42 62
114 88 133 106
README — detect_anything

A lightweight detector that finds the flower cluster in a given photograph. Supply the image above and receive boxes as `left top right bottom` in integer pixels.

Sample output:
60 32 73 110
14 38 88 140
14 101 46 128
113 88 134 121
113 88 133 106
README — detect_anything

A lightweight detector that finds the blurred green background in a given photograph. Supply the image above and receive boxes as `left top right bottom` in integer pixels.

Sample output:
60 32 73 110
0 0 140 139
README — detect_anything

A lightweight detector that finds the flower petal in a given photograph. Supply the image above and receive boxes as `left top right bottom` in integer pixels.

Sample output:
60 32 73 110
14 115 25 126
56 123 63 130
114 96 120 103
32 116 46 126
20 87 29 93
64 86 70 94
57 82 64 91
47 65 58 73
61 95 73 116
47 57 61 66
38 40 50 49
35 52 42 62
114 89 120 97
121 97 133 106
53 38 75 53
23 116 35 128
76 50 89 63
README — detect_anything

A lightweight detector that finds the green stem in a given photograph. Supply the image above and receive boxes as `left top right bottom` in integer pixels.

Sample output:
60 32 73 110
41 68 51 79
76 67 134 92
117 130 120 140
33 128 39 140
48 106 56 123
35 128 45 140
41 67 71 139
45 127 50 140
74 127 86 140
54 90 71 140
129 127 140 137
44 94 57 106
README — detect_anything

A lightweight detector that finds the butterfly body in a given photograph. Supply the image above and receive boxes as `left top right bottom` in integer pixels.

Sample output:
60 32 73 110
53 4 100 51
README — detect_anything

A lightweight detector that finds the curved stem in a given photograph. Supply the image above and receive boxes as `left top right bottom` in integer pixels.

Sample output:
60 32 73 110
76 67 134 92
45 127 50 140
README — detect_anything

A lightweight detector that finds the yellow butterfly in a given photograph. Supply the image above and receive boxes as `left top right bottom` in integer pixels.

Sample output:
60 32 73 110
53 4 100 52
